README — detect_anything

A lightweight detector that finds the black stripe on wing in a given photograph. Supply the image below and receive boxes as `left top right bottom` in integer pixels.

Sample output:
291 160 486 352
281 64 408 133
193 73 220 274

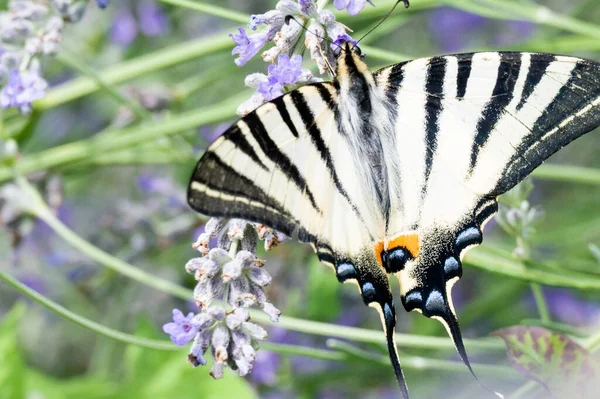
469 53 522 171
187 151 297 236
423 56 447 193
244 112 322 214
227 124 269 172
293 86 365 224
515 53 553 111
272 96 300 138
456 53 473 99
494 57 600 195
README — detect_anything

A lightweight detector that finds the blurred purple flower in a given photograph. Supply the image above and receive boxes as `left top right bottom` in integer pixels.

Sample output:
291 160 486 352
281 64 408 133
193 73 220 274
96 0 110 9
333 0 375 16
199 122 229 143
137 173 171 194
427 7 486 52
111 8 138 46
494 20 535 46
0 69 48 112
544 288 600 327
18 275 46 295
250 350 279 385
230 27 269 67
335 306 363 327
163 308 199 345
137 0 169 37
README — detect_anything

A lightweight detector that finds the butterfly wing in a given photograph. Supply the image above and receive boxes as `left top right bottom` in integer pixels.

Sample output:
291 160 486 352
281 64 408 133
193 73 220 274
375 52 600 384
187 82 408 394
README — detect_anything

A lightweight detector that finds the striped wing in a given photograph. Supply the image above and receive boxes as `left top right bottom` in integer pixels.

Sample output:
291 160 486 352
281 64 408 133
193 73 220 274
374 52 600 390
377 52 600 236
188 83 381 258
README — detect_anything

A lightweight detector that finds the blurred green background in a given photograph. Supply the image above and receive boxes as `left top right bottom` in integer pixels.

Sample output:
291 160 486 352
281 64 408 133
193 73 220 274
0 1 599 398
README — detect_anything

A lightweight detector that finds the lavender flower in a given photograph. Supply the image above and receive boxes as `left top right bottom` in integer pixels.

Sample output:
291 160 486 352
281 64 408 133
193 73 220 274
230 0 362 114
333 0 375 16
0 69 47 113
163 309 199 345
167 218 285 378
230 27 270 67
0 0 92 112
238 54 318 115
331 33 358 51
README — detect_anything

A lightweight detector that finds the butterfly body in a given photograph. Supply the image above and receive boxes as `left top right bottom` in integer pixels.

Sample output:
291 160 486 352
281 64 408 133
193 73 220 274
188 44 600 397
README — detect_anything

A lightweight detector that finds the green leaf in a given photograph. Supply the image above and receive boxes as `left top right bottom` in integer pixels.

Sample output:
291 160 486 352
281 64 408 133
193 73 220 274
0 303 27 399
492 326 599 397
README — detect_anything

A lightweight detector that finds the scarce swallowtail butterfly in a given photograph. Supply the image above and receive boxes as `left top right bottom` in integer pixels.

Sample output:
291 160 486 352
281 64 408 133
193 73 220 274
187 44 600 397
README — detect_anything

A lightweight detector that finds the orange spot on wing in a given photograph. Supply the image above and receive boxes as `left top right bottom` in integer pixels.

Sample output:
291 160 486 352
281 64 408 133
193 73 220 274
373 233 420 266
389 233 420 258
374 241 385 265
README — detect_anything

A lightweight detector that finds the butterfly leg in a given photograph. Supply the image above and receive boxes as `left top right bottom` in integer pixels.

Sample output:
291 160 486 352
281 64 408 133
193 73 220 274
334 252 410 399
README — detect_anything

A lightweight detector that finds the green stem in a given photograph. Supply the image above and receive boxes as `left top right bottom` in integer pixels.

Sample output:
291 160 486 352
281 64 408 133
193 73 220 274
158 0 248 23
326 339 516 375
0 269 178 351
261 342 345 362
0 94 244 183
16 177 191 301
529 283 551 322
446 0 600 39
35 33 233 110
531 164 600 185
258 309 503 351
56 51 151 120
465 247 600 290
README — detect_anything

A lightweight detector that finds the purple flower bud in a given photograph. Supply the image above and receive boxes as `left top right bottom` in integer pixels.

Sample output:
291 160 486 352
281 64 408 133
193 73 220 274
162 309 199 346
243 321 268 340
334 0 375 16
258 77 284 101
331 33 358 51
189 329 211 366
207 247 231 265
230 27 269 67
249 14 266 31
268 53 303 85
248 267 272 287
261 302 281 323
299 0 317 18
0 69 48 113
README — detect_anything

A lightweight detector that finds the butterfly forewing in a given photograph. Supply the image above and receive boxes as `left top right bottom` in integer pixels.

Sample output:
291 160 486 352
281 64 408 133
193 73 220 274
188 83 379 255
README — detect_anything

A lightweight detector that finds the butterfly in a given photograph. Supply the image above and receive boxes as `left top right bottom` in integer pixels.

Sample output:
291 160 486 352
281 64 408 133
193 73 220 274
187 44 600 397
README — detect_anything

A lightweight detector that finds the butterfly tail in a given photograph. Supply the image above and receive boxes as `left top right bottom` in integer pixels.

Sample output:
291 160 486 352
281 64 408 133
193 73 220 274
439 309 503 398
381 302 410 398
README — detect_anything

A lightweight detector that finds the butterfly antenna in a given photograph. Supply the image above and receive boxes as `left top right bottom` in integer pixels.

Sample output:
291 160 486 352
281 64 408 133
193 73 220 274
356 0 410 45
